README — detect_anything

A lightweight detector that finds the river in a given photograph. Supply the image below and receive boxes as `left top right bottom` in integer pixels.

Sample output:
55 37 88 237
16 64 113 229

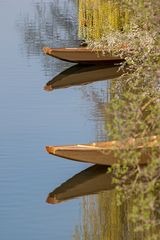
0 1 112 239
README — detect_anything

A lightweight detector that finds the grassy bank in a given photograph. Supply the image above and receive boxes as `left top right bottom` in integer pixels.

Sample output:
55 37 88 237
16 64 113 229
76 1 160 239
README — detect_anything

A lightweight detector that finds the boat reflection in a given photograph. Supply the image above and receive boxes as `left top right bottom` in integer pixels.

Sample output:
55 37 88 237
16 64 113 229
44 64 125 91
46 165 115 204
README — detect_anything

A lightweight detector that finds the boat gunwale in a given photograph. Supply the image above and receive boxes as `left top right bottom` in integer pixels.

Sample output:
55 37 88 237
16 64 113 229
43 47 110 53
46 135 160 153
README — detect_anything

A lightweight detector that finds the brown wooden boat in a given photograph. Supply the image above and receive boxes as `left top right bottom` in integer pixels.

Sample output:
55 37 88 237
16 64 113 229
44 64 125 91
47 165 115 204
46 136 160 166
43 47 123 64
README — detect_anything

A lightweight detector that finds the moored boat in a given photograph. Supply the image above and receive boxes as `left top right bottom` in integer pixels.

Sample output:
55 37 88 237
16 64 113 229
46 136 160 166
43 47 123 64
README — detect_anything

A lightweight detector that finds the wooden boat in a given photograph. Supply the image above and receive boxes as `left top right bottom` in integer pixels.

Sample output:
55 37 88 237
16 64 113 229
47 165 115 204
46 136 160 166
43 47 123 64
44 64 125 91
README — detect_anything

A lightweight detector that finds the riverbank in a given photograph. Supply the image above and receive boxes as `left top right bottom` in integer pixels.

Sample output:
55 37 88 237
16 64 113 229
77 1 160 238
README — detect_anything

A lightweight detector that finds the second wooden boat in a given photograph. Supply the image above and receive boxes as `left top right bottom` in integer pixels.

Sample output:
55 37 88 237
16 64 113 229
43 47 123 64
46 136 160 166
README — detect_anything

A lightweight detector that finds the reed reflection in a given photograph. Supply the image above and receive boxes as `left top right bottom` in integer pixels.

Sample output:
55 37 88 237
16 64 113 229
72 191 149 240
47 164 155 239
18 0 79 74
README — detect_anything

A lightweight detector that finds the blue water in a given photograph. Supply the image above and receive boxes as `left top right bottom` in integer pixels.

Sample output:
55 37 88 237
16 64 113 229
0 0 109 239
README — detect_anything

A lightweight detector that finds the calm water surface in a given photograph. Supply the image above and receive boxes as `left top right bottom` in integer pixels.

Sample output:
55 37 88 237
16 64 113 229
0 1 109 239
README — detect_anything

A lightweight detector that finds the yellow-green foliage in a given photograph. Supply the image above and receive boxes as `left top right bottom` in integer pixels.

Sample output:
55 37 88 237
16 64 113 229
78 0 130 40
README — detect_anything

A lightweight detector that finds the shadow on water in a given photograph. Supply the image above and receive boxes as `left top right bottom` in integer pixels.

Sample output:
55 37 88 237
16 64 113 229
47 165 115 204
44 64 125 91
47 162 159 239
48 163 159 240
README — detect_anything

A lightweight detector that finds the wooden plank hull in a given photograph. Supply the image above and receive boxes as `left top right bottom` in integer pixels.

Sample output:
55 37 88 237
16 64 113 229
46 136 160 166
47 165 115 204
44 64 125 91
43 47 123 64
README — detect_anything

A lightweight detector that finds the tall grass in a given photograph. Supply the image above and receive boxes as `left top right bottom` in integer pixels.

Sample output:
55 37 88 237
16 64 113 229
78 0 130 40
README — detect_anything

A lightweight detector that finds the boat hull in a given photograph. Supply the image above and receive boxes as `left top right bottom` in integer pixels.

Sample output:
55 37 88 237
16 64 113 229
46 136 160 166
43 47 123 64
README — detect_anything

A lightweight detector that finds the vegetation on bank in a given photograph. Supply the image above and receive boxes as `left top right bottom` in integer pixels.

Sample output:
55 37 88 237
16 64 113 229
78 0 130 40
76 1 160 239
